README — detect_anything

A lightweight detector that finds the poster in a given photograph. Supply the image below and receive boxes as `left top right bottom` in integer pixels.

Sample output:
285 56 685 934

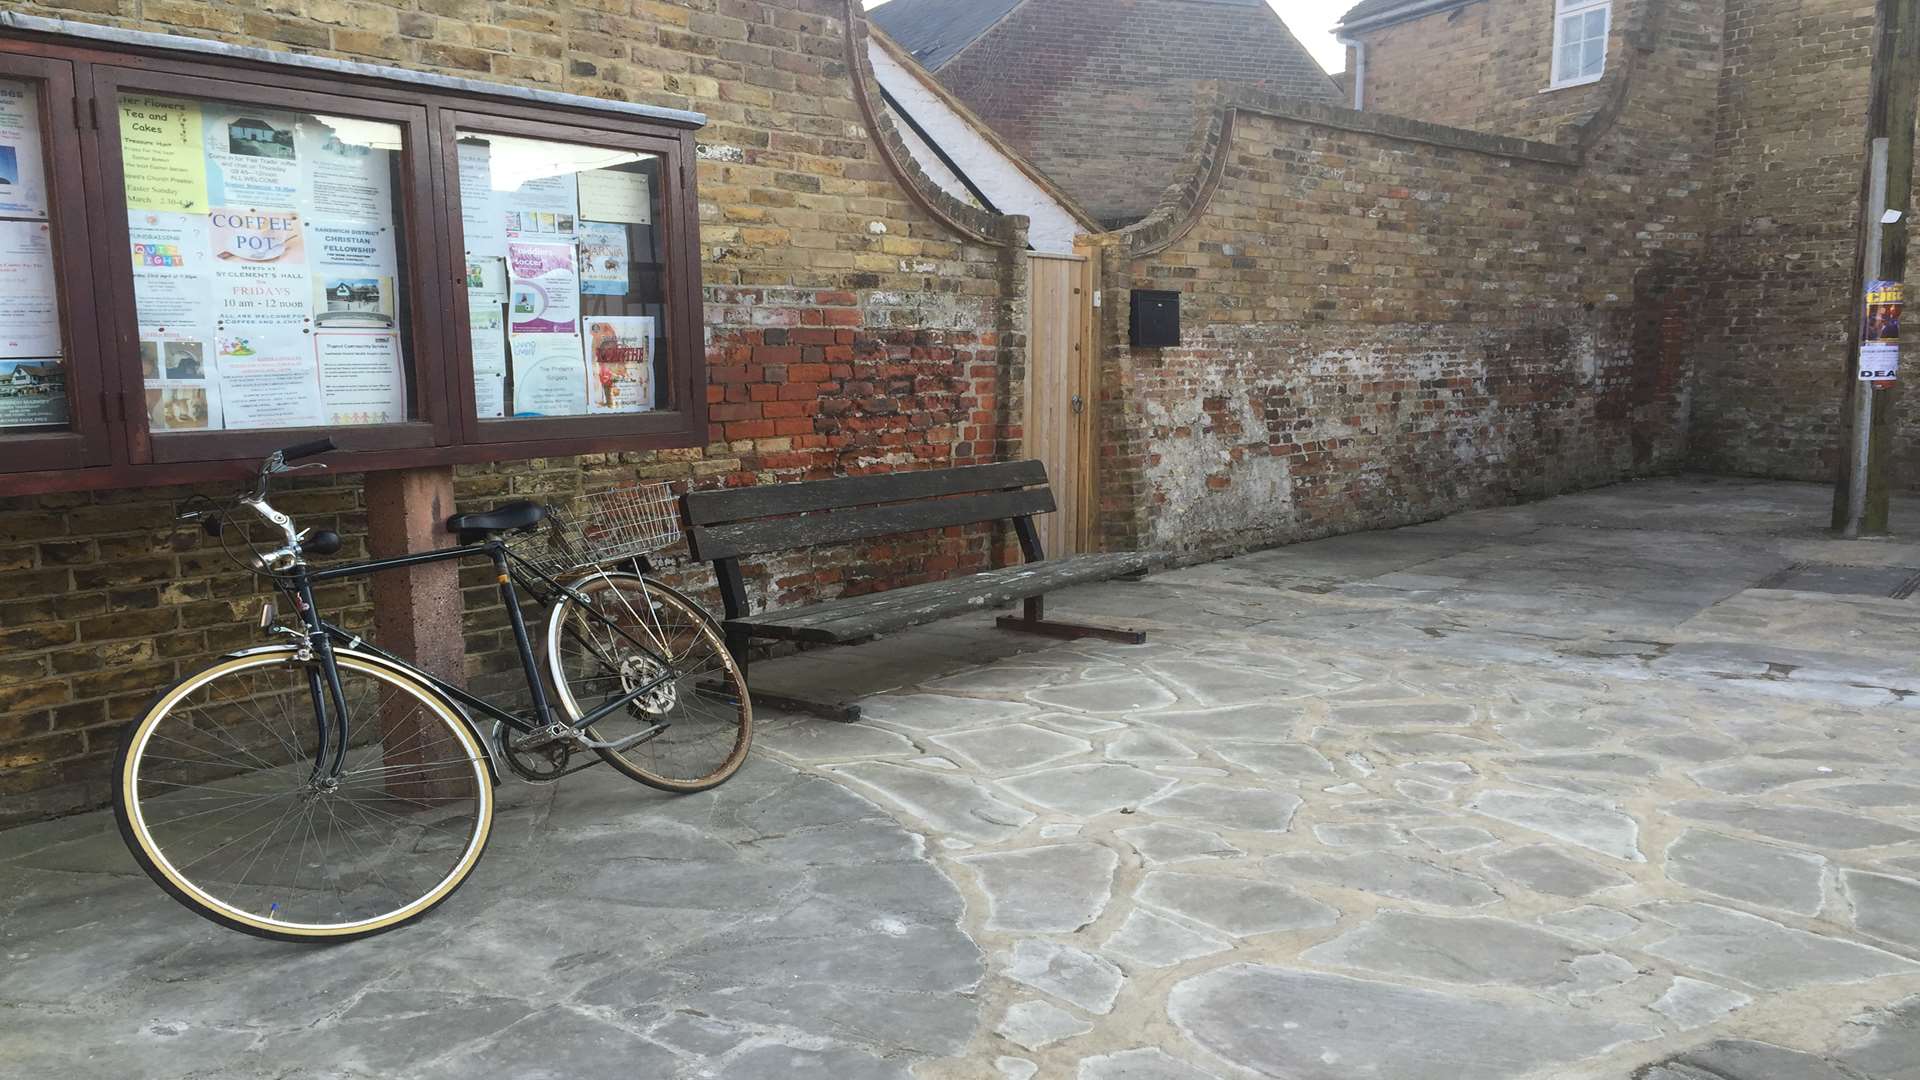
309 220 395 271
1860 280 1901 384
501 172 577 238
583 315 654 413
316 331 406 425
210 208 305 265
146 385 216 432
0 220 61 359
466 256 508 303
509 332 587 417
131 212 214 335
470 308 508 418
578 168 650 225
0 80 49 218
457 141 507 260
203 109 302 210
300 120 395 223
214 263 311 332
0 359 66 427
134 269 210 333
119 94 209 212
506 241 578 334
577 222 629 296
141 331 222 431
215 327 322 429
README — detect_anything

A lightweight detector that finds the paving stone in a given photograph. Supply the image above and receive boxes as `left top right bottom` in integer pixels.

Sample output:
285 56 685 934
861 693 1038 733
1302 910 1604 988
1003 940 1126 1014
995 1000 1092 1051
1482 844 1635 898
1653 1039 1859 1080
1665 829 1827 915
1400 761 1477 783
1212 741 1333 776
1639 902 1920 989
1034 711 1129 734
1105 729 1196 762
1394 779 1453 802
1412 825 1499 853
1141 783 1301 832
1040 823 1082 838
1539 905 1641 942
1518 752 1660 777
930 724 1092 774
1313 823 1406 848
1468 789 1645 861
1331 703 1475 726
1650 976 1752 1030
1812 782 1920 807
1147 660 1311 707
1372 732 1496 755
1842 870 1920 950
1101 908 1231 969
1689 760 1852 795
718 1044 909 1080
1114 823 1243 865
1168 966 1657 1080
1340 799 1445 820
1668 800 1920 849
583 859 800 912
1134 871 1338 937
755 720 920 761
958 843 1117 932
1555 951 1641 998
1636 734 1742 763
912 756 960 769
1029 676 1177 715
825 762 1036 844
1267 852 1500 908
1838 994 1920 1080
1077 1047 1222 1080
1143 703 1310 741
997 1057 1039 1080
1496 717 1614 750
996 763 1178 816
1322 781 1369 795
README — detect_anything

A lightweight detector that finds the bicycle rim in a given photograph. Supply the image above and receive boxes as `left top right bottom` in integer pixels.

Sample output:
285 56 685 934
115 650 493 941
546 574 752 792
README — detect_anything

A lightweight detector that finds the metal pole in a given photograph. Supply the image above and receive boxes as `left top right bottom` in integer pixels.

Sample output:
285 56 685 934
1845 138 1890 539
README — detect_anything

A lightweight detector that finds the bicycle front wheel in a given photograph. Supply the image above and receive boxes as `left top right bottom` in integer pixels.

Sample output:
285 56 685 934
114 648 493 942
546 573 752 792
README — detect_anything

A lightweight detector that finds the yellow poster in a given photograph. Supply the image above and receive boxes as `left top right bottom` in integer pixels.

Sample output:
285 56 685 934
119 94 209 212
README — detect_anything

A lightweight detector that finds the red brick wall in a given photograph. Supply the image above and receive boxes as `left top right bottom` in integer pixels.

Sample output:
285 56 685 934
0 0 1026 825
928 0 1343 227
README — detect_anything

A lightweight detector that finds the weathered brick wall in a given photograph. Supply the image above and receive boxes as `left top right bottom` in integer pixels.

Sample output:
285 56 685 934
1092 0 1720 559
0 0 1026 824
1352 0 1626 141
1690 0 1920 485
925 0 1343 227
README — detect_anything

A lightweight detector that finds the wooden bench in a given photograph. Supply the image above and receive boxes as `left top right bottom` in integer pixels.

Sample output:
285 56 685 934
682 460 1153 720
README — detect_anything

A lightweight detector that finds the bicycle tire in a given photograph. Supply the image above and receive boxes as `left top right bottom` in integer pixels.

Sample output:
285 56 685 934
545 573 753 793
114 647 494 943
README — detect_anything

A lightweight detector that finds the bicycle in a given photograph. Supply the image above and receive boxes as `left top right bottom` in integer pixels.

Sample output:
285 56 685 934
112 437 753 942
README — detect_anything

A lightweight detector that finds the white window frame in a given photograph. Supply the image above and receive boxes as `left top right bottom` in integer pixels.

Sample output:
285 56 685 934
1547 0 1611 90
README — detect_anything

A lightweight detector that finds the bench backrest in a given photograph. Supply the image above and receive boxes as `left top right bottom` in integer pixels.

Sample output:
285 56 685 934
683 460 1054 563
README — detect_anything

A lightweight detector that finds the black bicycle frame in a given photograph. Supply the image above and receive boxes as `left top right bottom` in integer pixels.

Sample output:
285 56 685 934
283 539 672 780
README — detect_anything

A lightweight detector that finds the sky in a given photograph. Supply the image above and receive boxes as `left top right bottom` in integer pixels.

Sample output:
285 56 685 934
864 0 1353 75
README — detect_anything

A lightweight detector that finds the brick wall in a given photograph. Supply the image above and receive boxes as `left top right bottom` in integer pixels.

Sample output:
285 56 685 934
926 0 1343 227
1689 0 1920 485
1090 11 1720 559
1353 0 1626 141
0 0 1027 825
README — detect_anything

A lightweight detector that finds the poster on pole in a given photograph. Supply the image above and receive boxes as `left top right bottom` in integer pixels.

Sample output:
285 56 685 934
1860 280 1901 385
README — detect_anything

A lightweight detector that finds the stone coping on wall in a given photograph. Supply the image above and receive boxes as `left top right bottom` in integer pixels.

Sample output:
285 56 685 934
0 12 710 128
1107 85 1579 260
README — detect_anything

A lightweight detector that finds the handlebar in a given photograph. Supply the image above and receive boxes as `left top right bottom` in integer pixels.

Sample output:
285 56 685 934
279 437 336 463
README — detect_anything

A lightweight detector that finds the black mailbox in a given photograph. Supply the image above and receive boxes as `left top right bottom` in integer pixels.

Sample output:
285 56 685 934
1130 289 1180 348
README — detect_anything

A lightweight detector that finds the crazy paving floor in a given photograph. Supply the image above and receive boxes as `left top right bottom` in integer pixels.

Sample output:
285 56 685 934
5 475 1920 1079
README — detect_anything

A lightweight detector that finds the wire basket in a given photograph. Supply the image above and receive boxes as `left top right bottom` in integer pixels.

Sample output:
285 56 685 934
510 481 683 579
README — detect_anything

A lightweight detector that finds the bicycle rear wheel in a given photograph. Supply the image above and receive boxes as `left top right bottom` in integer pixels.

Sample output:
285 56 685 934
546 573 752 792
114 648 493 942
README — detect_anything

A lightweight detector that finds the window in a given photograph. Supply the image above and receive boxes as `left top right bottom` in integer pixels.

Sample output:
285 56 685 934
1550 0 1610 89
0 27 705 494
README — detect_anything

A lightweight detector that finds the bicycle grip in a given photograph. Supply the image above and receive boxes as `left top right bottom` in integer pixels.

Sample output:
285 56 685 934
279 437 336 462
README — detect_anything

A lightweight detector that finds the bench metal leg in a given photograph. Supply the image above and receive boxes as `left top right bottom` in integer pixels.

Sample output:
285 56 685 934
996 597 1147 644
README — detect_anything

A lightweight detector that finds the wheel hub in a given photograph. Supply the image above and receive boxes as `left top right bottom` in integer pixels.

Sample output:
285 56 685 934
619 654 677 716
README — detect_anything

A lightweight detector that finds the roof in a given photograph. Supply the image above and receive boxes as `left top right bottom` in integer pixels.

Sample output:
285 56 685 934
1334 0 1477 33
868 0 1027 71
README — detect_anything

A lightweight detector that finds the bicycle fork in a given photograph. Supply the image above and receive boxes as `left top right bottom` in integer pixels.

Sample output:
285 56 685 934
293 574 353 786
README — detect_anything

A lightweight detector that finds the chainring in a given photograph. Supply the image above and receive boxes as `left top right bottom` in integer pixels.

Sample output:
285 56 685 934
494 722 575 784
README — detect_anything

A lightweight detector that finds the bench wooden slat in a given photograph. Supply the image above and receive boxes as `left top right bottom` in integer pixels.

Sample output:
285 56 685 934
683 460 1048 525
689 487 1056 562
722 551 1152 642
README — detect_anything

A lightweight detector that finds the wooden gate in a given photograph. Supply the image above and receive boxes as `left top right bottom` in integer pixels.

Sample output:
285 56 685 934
1024 251 1096 556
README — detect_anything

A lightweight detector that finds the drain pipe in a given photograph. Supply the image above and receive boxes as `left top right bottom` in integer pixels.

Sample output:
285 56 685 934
1339 35 1366 109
